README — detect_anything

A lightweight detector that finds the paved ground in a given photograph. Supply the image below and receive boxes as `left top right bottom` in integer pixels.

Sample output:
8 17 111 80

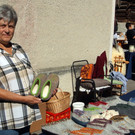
127 79 135 92
112 79 135 94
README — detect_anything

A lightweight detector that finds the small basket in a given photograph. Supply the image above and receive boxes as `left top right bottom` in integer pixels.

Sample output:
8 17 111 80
46 88 70 113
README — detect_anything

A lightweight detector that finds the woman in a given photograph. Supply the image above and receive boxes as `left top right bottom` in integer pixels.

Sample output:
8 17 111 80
0 4 42 135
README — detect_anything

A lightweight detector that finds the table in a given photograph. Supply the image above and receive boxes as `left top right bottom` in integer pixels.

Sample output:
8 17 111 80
125 51 135 79
42 96 135 135
117 38 125 47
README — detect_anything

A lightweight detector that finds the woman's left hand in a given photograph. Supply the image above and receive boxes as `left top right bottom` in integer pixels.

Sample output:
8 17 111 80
52 88 58 97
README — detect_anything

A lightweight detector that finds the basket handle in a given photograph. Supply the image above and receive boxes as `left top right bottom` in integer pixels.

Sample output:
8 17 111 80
54 87 65 99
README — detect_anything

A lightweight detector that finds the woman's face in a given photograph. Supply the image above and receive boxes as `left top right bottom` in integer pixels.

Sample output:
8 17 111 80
0 19 15 46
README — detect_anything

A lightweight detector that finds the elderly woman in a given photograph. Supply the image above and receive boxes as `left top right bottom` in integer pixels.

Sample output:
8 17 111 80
0 4 42 135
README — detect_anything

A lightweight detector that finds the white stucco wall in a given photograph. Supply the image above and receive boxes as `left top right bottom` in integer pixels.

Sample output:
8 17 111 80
0 0 115 99
118 22 127 33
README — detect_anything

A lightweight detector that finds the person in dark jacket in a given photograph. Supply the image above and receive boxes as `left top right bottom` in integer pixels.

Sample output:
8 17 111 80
125 23 135 52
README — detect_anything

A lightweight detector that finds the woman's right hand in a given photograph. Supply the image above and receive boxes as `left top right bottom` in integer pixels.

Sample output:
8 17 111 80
23 95 42 105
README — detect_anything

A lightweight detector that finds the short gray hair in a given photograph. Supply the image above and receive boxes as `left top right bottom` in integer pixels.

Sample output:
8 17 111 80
0 4 18 26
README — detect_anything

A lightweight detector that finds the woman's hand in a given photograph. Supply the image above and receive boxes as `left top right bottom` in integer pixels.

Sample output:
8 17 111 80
52 88 58 97
23 95 42 105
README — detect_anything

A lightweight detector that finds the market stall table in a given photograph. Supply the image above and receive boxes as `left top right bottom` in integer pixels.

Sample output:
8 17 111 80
117 37 125 47
42 96 135 135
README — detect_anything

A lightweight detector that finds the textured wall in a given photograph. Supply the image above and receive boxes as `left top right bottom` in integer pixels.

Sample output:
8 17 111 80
0 0 115 97
118 22 127 33
0 0 114 70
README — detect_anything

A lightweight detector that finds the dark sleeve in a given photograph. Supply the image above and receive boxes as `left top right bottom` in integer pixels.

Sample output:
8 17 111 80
130 30 135 39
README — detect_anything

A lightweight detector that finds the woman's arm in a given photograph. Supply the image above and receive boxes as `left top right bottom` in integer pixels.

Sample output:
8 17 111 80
0 88 42 105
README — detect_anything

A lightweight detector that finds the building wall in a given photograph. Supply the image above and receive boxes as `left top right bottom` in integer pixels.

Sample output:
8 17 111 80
118 22 127 33
0 0 115 99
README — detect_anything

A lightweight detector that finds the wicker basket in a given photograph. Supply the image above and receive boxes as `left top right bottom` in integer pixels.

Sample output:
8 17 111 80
46 88 71 113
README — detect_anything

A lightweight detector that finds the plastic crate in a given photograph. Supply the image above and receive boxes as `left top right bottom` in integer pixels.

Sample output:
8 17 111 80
46 107 71 123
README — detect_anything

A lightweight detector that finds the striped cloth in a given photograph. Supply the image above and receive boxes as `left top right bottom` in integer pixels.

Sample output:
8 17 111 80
0 43 41 130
